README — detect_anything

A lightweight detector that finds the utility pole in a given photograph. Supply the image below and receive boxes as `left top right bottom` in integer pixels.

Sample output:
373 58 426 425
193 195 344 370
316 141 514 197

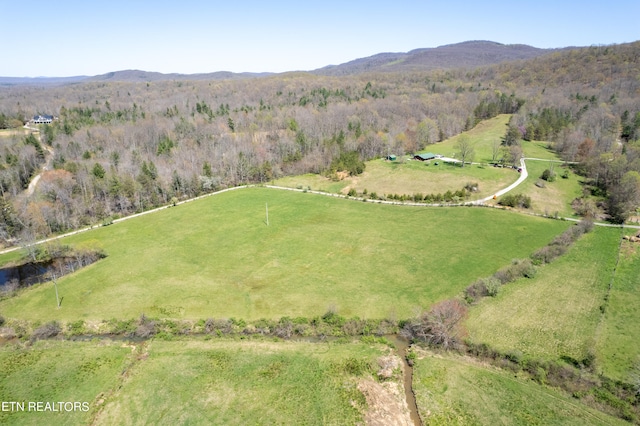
265 202 269 226
53 274 60 308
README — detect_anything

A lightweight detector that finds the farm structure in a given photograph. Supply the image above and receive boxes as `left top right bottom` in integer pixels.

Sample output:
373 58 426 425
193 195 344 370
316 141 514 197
413 153 438 161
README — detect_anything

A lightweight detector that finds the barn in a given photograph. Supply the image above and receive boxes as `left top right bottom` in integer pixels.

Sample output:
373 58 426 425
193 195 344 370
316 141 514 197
413 153 437 161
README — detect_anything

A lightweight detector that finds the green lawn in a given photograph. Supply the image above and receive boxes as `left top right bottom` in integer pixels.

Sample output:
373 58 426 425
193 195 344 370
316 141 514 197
595 234 640 381
412 352 627 425
92 339 387 425
466 226 621 362
0 340 131 426
0 187 570 322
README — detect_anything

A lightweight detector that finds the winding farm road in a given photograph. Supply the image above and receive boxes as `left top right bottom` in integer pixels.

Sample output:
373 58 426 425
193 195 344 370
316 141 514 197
21 126 54 197
26 146 54 196
473 157 528 204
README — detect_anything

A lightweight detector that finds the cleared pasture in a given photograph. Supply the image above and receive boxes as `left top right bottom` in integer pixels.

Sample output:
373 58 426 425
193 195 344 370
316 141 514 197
92 339 388 425
0 187 569 322
339 159 513 198
274 160 515 199
0 338 396 426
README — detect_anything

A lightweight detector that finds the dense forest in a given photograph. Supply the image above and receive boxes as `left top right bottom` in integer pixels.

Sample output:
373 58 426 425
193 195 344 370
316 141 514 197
0 41 639 244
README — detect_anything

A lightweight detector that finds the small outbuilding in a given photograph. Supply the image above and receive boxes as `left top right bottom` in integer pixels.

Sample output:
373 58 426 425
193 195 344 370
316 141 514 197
386 155 397 161
413 153 437 161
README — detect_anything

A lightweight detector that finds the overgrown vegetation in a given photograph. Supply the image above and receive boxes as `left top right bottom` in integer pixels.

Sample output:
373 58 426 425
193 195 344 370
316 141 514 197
498 193 532 208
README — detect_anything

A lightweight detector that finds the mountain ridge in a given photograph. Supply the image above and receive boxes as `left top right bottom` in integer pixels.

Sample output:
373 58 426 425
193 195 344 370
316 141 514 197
0 40 599 84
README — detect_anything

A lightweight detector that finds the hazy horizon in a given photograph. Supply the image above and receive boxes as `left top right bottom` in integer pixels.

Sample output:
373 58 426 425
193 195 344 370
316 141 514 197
2 0 639 78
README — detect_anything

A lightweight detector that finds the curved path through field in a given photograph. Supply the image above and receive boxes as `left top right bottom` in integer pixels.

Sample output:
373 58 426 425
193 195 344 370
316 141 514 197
472 157 528 204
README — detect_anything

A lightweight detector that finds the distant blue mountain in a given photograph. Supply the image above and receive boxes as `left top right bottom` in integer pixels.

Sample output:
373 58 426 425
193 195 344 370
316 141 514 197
0 41 581 85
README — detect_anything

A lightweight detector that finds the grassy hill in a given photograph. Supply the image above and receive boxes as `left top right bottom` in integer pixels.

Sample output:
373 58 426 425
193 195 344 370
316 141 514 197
0 187 569 322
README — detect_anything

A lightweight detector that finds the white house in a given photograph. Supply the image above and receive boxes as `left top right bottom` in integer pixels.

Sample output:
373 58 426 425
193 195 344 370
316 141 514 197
32 115 54 124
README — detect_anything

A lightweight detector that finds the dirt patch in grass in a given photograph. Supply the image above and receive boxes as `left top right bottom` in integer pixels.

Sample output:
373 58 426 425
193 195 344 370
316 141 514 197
358 378 412 426
620 239 639 259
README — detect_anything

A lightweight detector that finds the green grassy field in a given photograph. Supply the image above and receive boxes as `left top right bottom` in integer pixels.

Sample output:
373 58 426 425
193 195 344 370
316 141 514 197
0 187 570 322
595 234 640 381
412 352 627 425
466 226 621 362
0 340 131 426
419 115 559 163
0 338 396 425
93 339 388 425
522 140 563 160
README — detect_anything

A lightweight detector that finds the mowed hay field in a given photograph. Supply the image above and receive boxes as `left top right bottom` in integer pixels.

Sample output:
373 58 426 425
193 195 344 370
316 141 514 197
0 187 570 322
466 227 621 362
595 234 640 381
412 353 627 425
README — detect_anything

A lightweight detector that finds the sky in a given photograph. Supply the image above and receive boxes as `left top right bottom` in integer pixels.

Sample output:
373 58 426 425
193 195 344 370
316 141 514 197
2 0 639 77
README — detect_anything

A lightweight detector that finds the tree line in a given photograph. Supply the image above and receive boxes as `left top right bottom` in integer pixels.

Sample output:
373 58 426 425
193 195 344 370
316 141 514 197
0 41 639 242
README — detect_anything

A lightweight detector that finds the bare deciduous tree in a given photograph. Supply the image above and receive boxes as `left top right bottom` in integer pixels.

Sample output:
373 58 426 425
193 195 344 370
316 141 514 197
455 135 475 167
402 299 468 350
